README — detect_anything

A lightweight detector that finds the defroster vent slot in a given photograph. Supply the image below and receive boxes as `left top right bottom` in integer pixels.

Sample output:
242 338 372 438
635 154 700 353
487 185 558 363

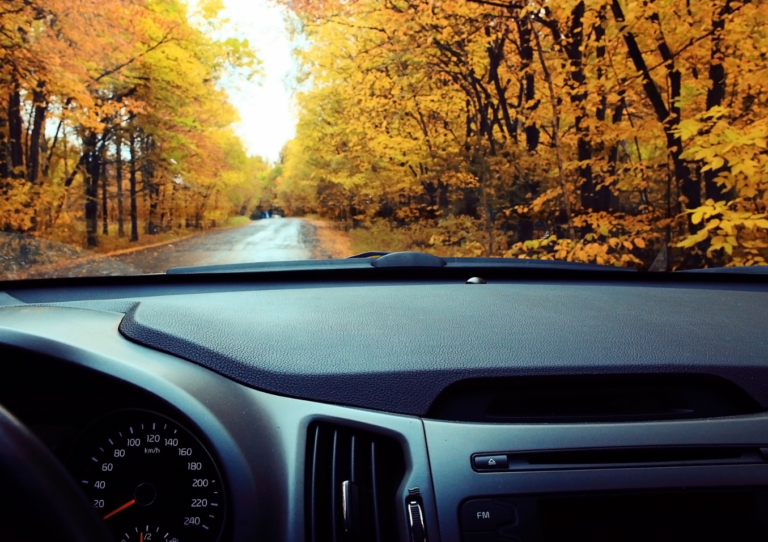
306 422 406 542
428 374 762 423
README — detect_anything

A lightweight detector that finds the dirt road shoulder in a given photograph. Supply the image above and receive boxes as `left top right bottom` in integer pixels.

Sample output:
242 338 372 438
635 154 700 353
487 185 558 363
302 219 352 259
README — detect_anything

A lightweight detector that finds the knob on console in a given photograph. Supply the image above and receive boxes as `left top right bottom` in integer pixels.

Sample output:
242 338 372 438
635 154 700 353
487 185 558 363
407 500 427 542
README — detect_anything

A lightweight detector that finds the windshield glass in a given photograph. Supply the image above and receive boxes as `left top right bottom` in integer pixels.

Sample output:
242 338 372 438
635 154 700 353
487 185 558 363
0 0 765 279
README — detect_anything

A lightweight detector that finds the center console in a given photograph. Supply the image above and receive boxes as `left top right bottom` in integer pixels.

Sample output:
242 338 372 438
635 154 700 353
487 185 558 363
424 416 768 542
421 375 768 542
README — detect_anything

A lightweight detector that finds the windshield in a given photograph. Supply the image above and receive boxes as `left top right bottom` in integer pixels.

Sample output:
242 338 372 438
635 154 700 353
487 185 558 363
0 0 765 279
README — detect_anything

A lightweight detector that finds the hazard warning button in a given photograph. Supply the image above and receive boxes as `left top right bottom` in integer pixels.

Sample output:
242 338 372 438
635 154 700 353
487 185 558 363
472 454 509 471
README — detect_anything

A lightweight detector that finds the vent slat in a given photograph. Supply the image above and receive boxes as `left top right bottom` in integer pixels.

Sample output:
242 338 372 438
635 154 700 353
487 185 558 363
306 423 405 542
309 424 321 542
331 429 340 542
371 441 382 542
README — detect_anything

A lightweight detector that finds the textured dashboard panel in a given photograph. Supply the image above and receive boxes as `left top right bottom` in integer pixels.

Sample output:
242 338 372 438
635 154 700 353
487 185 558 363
118 282 768 415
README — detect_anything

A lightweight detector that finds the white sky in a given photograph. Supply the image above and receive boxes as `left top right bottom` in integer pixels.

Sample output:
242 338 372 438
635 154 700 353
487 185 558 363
212 0 299 163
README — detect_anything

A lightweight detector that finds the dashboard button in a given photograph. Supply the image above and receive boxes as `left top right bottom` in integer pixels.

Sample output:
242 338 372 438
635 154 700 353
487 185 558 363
474 454 509 470
461 499 517 531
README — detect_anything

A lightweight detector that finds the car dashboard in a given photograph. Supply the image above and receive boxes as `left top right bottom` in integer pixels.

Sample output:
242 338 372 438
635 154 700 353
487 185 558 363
1 267 768 542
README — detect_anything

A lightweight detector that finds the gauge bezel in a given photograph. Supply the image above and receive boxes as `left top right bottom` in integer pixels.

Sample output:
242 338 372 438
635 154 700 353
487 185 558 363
66 408 228 542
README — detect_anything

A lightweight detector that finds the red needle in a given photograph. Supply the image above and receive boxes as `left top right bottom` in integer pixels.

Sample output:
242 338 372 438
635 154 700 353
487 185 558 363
103 499 135 520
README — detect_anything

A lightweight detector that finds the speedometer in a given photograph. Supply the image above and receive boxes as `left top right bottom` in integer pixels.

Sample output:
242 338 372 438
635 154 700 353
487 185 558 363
68 410 226 542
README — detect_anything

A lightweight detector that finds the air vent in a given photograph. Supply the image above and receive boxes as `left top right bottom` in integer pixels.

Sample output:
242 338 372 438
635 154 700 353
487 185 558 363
428 374 762 423
306 422 406 542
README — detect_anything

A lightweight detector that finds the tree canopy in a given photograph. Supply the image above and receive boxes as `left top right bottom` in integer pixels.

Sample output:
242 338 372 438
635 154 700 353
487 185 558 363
0 0 266 249
277 0 768 268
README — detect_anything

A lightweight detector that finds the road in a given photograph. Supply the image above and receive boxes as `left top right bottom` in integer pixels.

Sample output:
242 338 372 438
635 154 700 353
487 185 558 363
115 218 317 273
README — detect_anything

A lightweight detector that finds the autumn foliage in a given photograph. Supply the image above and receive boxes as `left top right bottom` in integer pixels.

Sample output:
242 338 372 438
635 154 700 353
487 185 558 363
0 0 264 251
277 0 768 268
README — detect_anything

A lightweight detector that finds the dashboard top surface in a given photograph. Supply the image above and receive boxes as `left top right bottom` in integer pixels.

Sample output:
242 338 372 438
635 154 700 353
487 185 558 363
2 277 768 415
100 281 768 415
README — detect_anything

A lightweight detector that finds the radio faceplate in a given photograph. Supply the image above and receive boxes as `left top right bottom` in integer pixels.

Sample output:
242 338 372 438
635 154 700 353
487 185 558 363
424 415 768 542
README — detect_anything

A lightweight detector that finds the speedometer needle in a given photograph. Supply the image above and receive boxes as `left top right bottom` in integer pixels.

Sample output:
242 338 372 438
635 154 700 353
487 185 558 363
103 499 135 520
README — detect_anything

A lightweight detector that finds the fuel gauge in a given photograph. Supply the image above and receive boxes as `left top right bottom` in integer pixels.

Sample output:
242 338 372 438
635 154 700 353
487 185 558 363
118 525 177 542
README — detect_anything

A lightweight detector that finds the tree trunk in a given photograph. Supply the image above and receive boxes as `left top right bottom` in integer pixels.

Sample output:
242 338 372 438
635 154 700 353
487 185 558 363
487 35 516 140
116 134 125 237
83 134 100 248
704 0 737 201
27 83 47 184
563 2 604 213
101 154 108 235
140 137 158 235
159 184 167 232
590 8 614 212
517 14 539 153
129 131 139 242
0 112 8 180
8 86 24 179
607 101 626 176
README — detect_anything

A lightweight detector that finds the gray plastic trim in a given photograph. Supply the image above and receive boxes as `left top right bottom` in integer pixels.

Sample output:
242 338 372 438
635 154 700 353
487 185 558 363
5 304 768 542
0 291 22 306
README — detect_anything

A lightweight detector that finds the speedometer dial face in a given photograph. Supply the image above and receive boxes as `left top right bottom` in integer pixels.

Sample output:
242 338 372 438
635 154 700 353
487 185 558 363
68 411 225 542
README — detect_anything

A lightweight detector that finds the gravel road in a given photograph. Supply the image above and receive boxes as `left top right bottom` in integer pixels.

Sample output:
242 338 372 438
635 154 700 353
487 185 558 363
115 218 317 273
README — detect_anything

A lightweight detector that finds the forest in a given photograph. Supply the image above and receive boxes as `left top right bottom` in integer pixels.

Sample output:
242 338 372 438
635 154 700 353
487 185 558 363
0 0 266 253
276 0 768 268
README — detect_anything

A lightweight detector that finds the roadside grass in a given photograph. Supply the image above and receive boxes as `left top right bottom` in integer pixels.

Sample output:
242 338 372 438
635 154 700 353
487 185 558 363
348 221 430 255
303 219 353 259
42 217 253 256
226 216 251 227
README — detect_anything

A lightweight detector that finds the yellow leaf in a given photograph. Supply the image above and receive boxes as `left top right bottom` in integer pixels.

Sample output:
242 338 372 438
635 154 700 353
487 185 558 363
678 237 698 248
634 238 646 248
678 119 703 140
